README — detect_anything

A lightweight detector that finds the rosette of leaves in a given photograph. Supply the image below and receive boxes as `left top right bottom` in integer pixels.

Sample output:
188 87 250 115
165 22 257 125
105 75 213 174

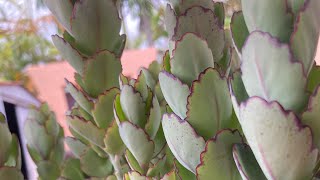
0 113 23 180
229 0 320 179
159 1 246 179
24 104 65 180
114 65 171 179
43 0 127 179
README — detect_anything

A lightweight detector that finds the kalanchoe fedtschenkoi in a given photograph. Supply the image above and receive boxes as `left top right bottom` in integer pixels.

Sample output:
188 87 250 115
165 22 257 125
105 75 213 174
0 113 23 180
42 0 127 179
114 64 170 178
230 0 320 178
159 1 247 179
24 104 65 180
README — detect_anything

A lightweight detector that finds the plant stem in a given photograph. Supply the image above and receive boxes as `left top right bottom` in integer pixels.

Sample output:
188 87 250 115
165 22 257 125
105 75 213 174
109 154 123 180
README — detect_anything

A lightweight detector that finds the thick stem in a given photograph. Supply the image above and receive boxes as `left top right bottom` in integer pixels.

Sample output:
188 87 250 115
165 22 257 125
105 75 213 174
109 154 123 180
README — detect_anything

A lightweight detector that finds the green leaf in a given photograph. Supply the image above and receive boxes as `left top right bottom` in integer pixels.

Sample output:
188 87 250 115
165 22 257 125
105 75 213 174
113 94 127 123
187 68 232 140
80 149 113 177
307 65 320 92
159 72 190 119
161 170 177 180
240 97 318 179
82 50 122 97
127 171 148 180
134 71 150 101
232 143 267 180
229 71 249 121
290 0 320 74
4 135 21 169
0 167 23 180
119 121 154 168
145 96 161 139
37 161 60 180
24 119 54 159
242 31 308 112
103 121 125 155
92 88 120 128
120 85 146 127
65 137 88 158
61 158 85 180
171 33 214 85
241 0 293 42
173 159 196 180
43 0 72 32
125 149 144 174
174 6 225 62
65 80 94 114
162 50 171 72
70 0 121 54
162 113 205 173
230 11 249 55
165 4 177 39
147 61 161 81
67 116 105 148
196 130 242 179
147 155 167 177
0 114 12 165
302 86 320 149
52 35 85 75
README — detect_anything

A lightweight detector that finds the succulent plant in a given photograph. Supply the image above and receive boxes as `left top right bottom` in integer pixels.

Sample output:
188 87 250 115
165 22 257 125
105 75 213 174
42 0 127 179
159 1 245 179
25 104 86 180
229 0 320 178
113 62 173 179
0 113 23 180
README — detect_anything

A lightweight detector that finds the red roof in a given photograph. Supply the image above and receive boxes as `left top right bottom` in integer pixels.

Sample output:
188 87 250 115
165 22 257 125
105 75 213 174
25 48 157 136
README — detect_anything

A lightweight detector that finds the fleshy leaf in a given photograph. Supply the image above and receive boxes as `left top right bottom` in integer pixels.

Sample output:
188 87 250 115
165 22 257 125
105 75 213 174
229 71 249 121
173 159 196 180
232 143 267 180
0 167 23 180
70 0 121 54
187 68 232 140
61 158 85 180
65 137 88 158
240 97 318 179
119 121 154 168
67 116 105 148
43 0 72 32
290 0 320 74
82 50 122 98
0 114 12 165
24 119 54 159
147 155 167 177
127 171 147 180
162 113 205 173
241 0 293 42
65 80 93 115
125 150 144 174
302 86 320 149
92 88 120 128
165 4 176 39
5 135 21 169
52 35 85 75
171 33 214 85
37 161 60 180
174 6 225 61
103 121 125 155
196 130 242 179
80 149 113 177
307 65 320 92
145 96 161 139
120 85 146 127
242 31 308 112
230 11 249 55
159 71 189 119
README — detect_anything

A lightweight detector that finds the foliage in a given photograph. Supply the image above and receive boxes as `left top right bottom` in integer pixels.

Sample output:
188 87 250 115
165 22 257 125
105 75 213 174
0 0 317 179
